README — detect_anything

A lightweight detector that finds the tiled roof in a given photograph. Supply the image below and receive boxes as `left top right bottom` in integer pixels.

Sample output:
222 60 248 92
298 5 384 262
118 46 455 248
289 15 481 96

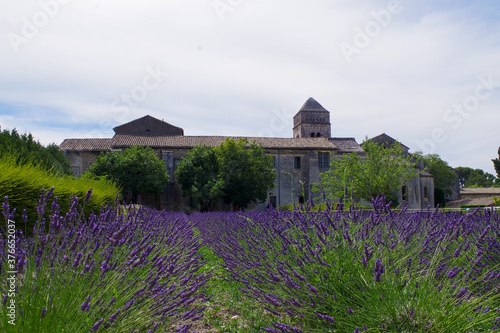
59 138 113 151
111 134 339 150
461 187 500 195
299 97 329 112
329 138 364 154
447 197 497 208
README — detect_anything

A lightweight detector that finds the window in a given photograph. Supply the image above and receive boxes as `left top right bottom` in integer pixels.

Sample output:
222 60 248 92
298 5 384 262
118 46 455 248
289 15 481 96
310 133 315 137
299 196 304 204
317 132 321 137
294 156 301 169
424 186 429 201
402 186 408 201
318 152 330 169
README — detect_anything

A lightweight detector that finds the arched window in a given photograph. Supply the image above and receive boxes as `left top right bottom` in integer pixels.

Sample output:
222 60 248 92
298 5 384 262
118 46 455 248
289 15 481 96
317 133 321 137
402 186 408 201
310 133 315 137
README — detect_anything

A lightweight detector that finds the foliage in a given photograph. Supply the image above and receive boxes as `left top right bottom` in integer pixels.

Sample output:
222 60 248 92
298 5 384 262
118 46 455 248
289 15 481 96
174 145 223 210
175 138 276 209
88 146 169 202
0 191 210 332
413 153 457 190
434 187 446 208
0 156 119 236
194 200 500 332
0 129 71 175
216 138 276 208
314 139 420 205
493 147 500 179
456 166 497 187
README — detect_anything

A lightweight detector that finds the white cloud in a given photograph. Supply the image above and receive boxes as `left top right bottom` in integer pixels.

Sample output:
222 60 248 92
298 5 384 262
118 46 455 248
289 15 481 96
0 0 499 175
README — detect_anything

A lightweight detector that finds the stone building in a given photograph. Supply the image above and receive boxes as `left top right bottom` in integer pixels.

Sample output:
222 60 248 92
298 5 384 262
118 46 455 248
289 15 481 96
60 97 434 211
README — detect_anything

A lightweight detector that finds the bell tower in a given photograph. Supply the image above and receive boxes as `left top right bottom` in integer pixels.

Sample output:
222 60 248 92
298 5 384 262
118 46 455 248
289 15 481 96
293 97 331 138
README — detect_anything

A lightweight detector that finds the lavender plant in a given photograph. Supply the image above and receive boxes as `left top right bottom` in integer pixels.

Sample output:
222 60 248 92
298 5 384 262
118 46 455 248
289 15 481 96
195 199 500 332
0 189 211 332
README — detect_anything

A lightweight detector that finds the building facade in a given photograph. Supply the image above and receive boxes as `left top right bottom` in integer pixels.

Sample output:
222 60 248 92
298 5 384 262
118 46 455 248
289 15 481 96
60 97 434 211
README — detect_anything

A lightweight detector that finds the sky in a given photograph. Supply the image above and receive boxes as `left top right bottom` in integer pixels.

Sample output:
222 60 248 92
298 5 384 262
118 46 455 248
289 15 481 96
1 0 500 175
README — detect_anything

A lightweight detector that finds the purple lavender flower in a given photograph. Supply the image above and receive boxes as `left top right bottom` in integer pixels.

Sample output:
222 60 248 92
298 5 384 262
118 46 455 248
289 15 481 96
81 295 91 312
374 259 385 282
90 318 104 332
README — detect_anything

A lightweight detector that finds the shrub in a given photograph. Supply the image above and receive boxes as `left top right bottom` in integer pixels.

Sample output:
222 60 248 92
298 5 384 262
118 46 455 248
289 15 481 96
0 191 210 332
195 199 500 332
0 156 119 235
0 129 71 175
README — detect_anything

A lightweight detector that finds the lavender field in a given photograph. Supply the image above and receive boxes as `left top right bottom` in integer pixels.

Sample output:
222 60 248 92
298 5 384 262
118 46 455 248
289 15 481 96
1 191 500 332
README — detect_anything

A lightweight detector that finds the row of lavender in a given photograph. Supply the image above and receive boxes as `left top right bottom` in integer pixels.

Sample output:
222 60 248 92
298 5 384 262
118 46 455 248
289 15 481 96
1 189 210 333
193 200 500 332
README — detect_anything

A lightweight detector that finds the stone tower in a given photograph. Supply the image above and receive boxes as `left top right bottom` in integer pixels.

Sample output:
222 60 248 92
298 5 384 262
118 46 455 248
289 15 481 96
293 97 331 138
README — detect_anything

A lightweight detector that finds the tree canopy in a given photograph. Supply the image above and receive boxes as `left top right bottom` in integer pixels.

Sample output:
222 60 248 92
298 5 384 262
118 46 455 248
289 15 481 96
455 166 497 187
174 145 223 209
314 139 420 205
493 147 500 179
413 153 457 190
0 128 71 175
175 138 276 209
88 146 169 202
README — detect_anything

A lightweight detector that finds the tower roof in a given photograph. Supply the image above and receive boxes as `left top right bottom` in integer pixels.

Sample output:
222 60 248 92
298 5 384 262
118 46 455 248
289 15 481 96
299 97 329 112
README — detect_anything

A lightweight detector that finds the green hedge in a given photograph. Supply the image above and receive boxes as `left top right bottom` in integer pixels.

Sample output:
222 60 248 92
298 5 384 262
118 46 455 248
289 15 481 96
1 156 120 235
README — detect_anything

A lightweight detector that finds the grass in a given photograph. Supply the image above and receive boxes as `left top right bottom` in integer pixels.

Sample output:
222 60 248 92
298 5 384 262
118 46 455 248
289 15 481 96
197 244 292 332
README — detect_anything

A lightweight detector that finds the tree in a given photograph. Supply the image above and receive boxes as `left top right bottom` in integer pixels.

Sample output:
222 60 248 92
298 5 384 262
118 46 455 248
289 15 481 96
315 139 420 205
455 166 497 187
413 153 457 190
88 146 169 202
0 128 71 175
216 138 276 209
413 153 457 207
493 147 500 178
174 145 223 210
175 138 276 209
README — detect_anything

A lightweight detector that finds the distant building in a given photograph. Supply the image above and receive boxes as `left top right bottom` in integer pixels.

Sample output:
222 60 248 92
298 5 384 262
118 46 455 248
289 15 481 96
447 187 500 208
60 97 434 211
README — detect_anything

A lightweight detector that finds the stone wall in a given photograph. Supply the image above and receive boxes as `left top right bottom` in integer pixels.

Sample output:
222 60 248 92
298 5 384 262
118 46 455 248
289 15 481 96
65 151 102 176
